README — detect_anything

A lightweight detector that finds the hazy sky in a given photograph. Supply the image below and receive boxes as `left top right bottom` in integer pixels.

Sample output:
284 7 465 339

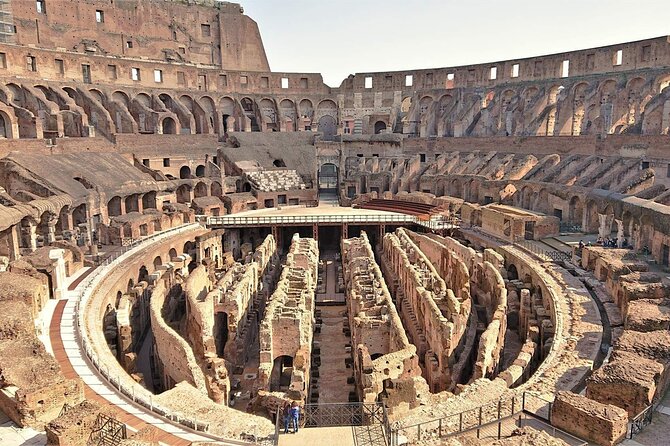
239 0 669 87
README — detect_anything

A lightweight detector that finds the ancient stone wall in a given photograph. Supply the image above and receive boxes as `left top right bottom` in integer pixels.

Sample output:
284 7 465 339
150 278 208 393
381 228 469 392
551 391 628 446
342 232 423 407
257 234 318 402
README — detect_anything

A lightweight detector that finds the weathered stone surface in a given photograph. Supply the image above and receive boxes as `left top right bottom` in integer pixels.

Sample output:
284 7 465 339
551 391 628 446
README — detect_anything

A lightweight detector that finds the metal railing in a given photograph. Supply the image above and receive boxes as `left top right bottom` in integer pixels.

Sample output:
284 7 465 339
515 240 571 263
629 404 654 439
391 394 522 444
203 214 459 231
389 392 585 445
69 223 260 444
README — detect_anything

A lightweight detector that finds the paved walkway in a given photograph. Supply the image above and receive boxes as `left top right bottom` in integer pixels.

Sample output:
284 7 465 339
277 426 356 446
0 410 45 446
46 225 247 445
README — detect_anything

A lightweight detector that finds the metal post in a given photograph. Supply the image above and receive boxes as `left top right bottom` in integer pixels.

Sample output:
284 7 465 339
417 424 421 441
497 400 502 439
477 407 482 439
438 418 442 437
459 412 463 432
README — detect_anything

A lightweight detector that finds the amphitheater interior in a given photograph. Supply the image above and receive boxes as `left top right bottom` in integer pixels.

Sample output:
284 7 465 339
1 2 670 446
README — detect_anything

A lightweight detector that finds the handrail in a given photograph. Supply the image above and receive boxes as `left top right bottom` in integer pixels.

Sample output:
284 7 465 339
202 214 460 231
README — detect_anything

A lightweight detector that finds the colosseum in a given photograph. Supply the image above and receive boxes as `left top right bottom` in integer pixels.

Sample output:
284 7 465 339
0 1 669 445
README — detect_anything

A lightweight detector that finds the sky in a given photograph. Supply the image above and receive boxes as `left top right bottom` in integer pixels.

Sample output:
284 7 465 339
238 0 669 87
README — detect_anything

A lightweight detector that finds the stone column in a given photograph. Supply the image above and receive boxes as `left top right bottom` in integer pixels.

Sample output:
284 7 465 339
598 213 611 239
49 248 67 299
615 219 624 248
23 220 38 251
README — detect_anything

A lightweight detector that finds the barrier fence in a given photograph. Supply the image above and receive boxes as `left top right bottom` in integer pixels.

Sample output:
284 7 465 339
203 214 460 231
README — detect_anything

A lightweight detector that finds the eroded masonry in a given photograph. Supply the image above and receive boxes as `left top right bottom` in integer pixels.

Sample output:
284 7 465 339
0 1 669 445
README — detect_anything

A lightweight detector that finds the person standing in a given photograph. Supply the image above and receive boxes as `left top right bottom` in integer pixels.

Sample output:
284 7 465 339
290 401 300 433
282 402 291 434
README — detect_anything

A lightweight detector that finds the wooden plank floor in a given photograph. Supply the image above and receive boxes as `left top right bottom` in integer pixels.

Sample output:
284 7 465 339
50 300 192 446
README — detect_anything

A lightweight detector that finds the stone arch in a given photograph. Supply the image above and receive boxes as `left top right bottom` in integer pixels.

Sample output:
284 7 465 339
299 99 313 118
194 182 208 198
179 165 191 179
568 196 583 226
161 116 177 134
142 191 156 210
195 164 206 177
211 182 222 197
374 120 387 134
153 255 163 270
124 194 139 213
318 115 337 141
0 110 13 138
88 88 105 103
259 97 278 131
169 248 178 260
134 93 151 107
112 91 130 108
219 96 236 133
138 265 149 283
108 196 122 217
176 184 192 203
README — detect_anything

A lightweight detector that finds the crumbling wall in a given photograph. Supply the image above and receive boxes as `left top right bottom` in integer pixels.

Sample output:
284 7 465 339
551 391 628 446
149 280 208 393
257 234 318 402
382 228 468 392
343 232 423 409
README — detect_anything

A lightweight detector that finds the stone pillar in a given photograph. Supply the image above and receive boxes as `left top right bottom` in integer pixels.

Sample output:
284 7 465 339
46 221 57 244
615 219 624 248
23 220 38 251
598 213 611 239
49 248 67 299
8 224 20 261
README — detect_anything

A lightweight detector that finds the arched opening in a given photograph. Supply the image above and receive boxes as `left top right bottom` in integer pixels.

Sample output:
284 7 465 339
176 184 192 203
622 211 633 238
195 165 206 177
639 215 653 252
568 196 583 227
0 111 11 138
507 264 519 281
169 248 178 260
179 166 191 179
138 265 149 283
319 163 338 197
127 279 134 293
210 182 222 197
153 256 162 270
318 115 337 141
108 196 122 217
125 194 139 213
273 159 286 168
270 355 293 392
194 182 208 198
142 192 157 210
72 203 87 227
214 312 229 357
374 121 387 134
162 117 177 134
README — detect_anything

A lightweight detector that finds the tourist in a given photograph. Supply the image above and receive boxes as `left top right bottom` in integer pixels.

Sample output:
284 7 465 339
290 401 300 433
282 402 291 434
